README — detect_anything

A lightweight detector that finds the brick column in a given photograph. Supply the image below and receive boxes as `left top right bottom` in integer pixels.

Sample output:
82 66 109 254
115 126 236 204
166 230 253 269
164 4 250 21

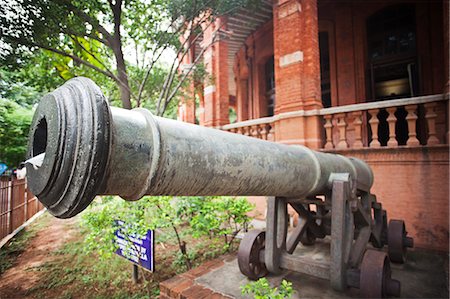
444 0 449 94
177 77 196 124
177 35 196 124
273 0 323 148
202 17 230 127
235 50 249 122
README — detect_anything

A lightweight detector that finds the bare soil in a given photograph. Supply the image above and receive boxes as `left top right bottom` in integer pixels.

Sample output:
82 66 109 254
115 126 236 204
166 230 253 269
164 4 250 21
0 215 78 299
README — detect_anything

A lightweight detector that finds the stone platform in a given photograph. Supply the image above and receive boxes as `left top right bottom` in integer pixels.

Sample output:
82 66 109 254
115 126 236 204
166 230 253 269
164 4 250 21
159 242 448 299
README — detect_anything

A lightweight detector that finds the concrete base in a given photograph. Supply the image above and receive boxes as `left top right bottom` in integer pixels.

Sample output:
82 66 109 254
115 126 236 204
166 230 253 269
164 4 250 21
191 245 448 298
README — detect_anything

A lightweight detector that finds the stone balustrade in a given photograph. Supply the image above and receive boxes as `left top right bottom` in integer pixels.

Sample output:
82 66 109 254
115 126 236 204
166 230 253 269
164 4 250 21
321 94 448 149
221 94 448 149
222 116 275 141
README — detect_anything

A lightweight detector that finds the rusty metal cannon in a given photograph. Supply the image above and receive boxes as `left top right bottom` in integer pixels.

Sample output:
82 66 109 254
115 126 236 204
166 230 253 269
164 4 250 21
26 77 413 298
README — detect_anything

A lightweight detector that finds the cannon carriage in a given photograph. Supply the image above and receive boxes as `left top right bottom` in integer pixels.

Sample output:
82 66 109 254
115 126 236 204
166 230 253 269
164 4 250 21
26 77 413 298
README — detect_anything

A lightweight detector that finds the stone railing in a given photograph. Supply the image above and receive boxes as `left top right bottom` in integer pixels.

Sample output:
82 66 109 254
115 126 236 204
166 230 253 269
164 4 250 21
321 94 448 149
222 116 275 141
221 94 448 148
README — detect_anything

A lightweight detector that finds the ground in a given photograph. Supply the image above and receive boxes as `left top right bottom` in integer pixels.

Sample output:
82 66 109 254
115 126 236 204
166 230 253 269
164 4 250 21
194 240 449 298
0 212 235 299
0 214 75 298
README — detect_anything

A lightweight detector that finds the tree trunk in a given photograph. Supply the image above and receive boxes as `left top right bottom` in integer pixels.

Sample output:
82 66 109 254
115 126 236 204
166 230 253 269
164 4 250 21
110 0 132 110
115 49 132 109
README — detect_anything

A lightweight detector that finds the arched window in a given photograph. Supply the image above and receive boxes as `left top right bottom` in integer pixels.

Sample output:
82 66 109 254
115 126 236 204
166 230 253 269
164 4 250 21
367 4 418 100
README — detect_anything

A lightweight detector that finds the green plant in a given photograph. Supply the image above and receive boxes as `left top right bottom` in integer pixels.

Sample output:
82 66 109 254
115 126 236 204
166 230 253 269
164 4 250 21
241 278 294 299
188 196 253 251
81 194 254 295
82 196 194 271
0 98 34 167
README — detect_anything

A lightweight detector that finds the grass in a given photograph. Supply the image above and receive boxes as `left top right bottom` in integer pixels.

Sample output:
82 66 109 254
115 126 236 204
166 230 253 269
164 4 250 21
0 212 51 275
16 215 237 299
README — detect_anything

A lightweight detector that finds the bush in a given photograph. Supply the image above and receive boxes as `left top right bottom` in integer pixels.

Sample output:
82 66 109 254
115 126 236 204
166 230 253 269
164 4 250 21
81 195 254 272
188 196 253 251
0 99 34 167
241 278 294 299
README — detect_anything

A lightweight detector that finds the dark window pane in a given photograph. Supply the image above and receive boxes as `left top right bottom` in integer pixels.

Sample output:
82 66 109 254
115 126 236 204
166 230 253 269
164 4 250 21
367 4 416 61
319 31 331 107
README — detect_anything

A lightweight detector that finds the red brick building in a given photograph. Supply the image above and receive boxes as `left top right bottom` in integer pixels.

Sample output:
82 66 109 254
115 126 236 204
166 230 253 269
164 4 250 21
178 0 449 251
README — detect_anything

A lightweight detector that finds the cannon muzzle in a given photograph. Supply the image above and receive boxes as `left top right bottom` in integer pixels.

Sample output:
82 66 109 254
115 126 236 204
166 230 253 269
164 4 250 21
26 77 373 218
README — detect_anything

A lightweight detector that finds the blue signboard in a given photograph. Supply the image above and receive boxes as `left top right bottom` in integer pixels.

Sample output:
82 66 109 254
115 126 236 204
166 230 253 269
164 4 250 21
114 220 154 272
0 163 7 176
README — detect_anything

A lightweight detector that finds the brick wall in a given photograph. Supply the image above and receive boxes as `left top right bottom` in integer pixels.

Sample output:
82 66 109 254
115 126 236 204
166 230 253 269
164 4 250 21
331 146 449 252
202 17 229 127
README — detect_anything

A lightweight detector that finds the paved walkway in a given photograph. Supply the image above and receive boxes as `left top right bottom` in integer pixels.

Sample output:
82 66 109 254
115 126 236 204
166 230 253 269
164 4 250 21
194 241 448 298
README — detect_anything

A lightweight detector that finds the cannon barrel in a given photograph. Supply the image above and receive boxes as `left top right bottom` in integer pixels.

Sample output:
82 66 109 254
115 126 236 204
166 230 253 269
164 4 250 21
26 77 373 218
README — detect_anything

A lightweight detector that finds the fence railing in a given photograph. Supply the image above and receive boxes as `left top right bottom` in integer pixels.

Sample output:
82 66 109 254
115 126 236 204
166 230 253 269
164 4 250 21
0 176 44 241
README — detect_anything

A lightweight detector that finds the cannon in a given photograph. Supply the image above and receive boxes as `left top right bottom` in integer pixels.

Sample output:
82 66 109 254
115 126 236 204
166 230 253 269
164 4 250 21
26 77 413 297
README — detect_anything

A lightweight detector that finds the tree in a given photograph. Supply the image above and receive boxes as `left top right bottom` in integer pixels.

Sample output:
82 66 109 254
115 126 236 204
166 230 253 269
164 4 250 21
0 99 34 167
0 0 257 114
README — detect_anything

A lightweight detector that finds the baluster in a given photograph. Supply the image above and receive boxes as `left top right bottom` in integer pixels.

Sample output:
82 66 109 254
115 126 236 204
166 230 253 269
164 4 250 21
268 125 275 141
368 109 381 148
405 105 420 146
244 126 251 136
336 113 348 149
424 102 440 145
251 125 260 139
237 127 243 136
386 107 398 147
352 111 364 148
323 115 334 149
260 124 268 140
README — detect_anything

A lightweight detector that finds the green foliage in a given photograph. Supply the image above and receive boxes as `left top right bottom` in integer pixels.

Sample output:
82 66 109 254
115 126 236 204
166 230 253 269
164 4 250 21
188 196 253 250
0 98 34 167
241 278 294 299
229 107 237 124
81 195 254 271
82 196 192 270
0 0 259 113
0 67 43 107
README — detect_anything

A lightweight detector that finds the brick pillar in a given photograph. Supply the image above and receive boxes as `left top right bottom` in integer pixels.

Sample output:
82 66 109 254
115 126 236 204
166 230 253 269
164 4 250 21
273 0 323 148
236 51 249 121
177 87 196 123
444 0 449 94
237 79 249 121
202 17 230 127
177 35 196 123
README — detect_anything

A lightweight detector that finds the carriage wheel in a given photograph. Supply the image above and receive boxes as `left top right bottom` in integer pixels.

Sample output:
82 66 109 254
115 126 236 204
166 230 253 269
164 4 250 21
360 250 401 298
300 227 316 246
237 230 268 280
388 220 414 263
